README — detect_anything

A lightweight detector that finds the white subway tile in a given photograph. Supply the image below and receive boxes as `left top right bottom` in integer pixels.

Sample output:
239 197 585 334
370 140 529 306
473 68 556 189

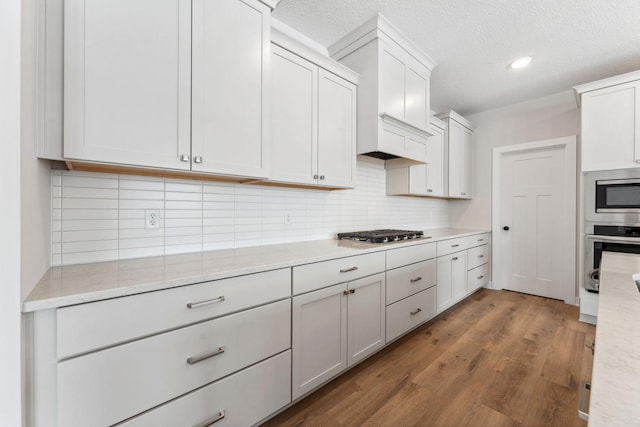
203 193 234 203
119 199 164 210
119 178 164 191
119 228 164 239
52 231 61 243
119 189 163 200
203 201 234 210
62 187 118 199
165 226 202 237
202 217 234 226
235 238 262 248
62 240 118 254
203 183 234 194
203 209 234 218
118 219 146 229
62 229 118 242
61 219 118 231
62 198 119 209
62 175 118 189
165 200 201 210
203 241 235 251
203 225 234 234
119 246 165 259
165 191 202 202
62 250 119 265
165 181 202 193
52 254 62 266
203 233 234 243
62 209 118 220
164 218 202 228
52 198 62 209
119 237 164 249
165 243 202 255
52 173 62 186
164 210 203 219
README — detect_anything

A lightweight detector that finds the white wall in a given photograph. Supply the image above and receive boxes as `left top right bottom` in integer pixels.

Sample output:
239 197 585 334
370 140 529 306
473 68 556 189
449 90 580 229
0 0 24 424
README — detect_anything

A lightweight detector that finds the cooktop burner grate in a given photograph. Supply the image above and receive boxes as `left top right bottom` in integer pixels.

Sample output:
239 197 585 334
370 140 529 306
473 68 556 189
337 229 424 244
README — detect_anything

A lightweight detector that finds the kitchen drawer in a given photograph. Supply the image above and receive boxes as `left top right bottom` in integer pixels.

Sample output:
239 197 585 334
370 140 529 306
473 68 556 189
386 259 436 304
467 244 489 270
386 241 436 270
57 299 291 427
465 233 490 249
467 264 489 293
119 351 292 427
386 286 436 343
57 268 290 358
436 236 469 257
293 251 385 295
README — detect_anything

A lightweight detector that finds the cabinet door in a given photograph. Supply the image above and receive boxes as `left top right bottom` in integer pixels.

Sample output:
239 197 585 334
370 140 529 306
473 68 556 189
408 164 428 195
451 251 468 302
380 43 406 119
347 273 385 367
581 81 640 171
191 0 269 178
317 69 357 188
460 126 473 198
270 45 318 185
292 283 347 400
425 123 445 196
447 120 464 197
64 0 191 169
437 252 467 313
404 61 429 129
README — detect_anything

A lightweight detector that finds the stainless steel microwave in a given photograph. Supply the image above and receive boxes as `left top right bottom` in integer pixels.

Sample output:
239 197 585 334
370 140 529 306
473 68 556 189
585 168 640 224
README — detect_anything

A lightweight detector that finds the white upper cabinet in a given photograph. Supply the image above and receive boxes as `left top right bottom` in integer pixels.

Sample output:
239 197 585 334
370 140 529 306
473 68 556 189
574 71 640 172
64 0 192 170
191 0 269 178
269 23 358 188
329 14 436 164
62 0 270 179
385 115 446 197
437 110 474 199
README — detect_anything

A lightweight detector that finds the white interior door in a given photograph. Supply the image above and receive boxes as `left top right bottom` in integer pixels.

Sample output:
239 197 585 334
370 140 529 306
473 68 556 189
494 137 576 303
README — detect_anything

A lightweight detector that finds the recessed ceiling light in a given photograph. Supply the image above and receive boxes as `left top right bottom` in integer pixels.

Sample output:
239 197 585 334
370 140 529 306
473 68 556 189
510 56 533 69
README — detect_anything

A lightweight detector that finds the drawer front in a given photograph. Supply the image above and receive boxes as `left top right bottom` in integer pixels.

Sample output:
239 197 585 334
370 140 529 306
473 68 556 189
57 299 291 427
436 236 468 257
467 264 489 293
120 351 291 427
386 259 436 304
386 286 436 343
386 242 436 270
467 244 489 270
465 232 490 249
293 251 385 295
57 268 290 358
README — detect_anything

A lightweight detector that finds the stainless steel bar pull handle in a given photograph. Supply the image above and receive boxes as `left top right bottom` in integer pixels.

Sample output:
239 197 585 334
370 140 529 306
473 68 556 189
194 410 225 427
451 244 459 248
478 255 485 258
410 308 422 315
410 277 422 283
477 275 484 280
187 346 225 365
452 257 458 261
477 238 484 242
187 296 225 309
340 266 358 273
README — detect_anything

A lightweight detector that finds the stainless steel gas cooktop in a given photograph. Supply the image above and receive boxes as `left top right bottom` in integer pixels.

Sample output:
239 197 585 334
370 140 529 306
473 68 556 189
336 229 424 244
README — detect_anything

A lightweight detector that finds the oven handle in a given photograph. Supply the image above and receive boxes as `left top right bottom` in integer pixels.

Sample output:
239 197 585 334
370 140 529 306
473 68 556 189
586 234 640 244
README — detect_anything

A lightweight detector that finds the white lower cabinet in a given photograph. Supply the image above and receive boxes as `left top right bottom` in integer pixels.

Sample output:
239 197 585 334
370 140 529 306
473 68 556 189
57 299 291 427
119 351 291 427
386 286 436 342
436 251 468 313
467 263 489 294
292 273 386 400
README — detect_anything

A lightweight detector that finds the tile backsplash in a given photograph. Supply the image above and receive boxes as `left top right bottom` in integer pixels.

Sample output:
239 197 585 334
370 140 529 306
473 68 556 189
51 157 449 266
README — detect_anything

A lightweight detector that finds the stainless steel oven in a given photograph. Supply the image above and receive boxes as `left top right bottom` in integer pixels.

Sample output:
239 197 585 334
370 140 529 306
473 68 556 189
584 223 640 292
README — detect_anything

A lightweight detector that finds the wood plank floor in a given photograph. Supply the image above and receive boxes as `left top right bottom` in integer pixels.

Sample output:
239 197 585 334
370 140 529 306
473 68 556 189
263 289 596 427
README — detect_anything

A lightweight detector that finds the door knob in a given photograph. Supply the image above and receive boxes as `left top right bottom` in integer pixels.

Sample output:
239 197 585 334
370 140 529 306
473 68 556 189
503 226 510 231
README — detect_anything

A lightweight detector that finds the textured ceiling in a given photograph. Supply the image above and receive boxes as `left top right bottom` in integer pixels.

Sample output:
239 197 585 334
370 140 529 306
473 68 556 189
273 0 640 115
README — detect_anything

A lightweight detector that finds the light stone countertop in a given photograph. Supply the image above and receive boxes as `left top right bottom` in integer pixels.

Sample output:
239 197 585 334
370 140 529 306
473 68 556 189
589 252 640 426
23 227 488 312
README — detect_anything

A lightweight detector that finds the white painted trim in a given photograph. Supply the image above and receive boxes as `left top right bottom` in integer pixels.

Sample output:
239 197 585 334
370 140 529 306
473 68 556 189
435 110 475 130
271 19 359 85
573 69 640 106
328 13 436 71
491 136 577 304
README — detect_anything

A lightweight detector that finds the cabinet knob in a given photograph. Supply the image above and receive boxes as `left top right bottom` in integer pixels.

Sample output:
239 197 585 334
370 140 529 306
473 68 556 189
180 154 190 162
194 156 203 164
503 226 510 231
427 189 433 192
461 192 466 196
319 175 325 180
313 174 319 180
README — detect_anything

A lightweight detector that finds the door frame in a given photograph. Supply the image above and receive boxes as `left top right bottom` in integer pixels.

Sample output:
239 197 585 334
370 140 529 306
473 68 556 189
491 136 577 304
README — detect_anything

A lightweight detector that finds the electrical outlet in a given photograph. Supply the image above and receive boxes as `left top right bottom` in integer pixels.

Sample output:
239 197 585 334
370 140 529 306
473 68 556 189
145 210 160 229
284 212 293 225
